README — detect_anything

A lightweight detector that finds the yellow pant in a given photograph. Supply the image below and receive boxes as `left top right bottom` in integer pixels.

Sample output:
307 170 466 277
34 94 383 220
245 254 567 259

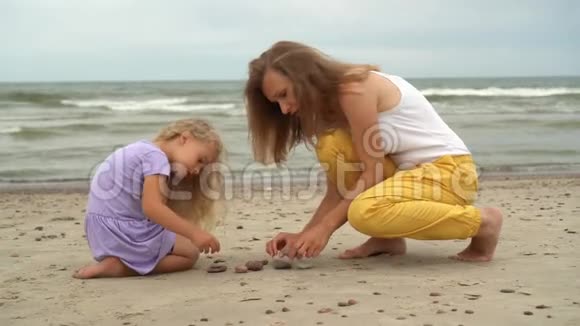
316 129 481 240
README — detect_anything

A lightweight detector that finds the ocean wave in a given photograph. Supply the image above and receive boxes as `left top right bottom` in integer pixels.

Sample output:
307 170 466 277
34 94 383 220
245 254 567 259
447 108 580 115
0 126 23 134
214 108 247 117
0 123 106 138
422 87 580 98
0 91 66 106
61 98 237 112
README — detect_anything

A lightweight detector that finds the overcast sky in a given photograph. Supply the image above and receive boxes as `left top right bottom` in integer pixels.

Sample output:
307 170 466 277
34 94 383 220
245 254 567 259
0 0 578 81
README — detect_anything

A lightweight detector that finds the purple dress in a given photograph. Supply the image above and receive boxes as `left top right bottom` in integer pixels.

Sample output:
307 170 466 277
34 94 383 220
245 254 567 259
84 140 176 275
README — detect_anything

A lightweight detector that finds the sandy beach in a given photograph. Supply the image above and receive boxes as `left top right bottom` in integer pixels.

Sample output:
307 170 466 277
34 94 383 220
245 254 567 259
1 175 579 326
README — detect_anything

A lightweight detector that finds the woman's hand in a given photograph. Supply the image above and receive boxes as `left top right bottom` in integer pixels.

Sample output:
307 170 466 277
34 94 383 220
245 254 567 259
289 224 333 259
266 232 300 257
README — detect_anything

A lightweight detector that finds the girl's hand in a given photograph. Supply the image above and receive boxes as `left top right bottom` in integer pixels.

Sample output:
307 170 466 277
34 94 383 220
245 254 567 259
190 229 220 254
266 232 299 257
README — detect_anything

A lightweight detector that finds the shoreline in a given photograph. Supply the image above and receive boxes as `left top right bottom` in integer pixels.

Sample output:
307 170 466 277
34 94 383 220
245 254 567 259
1 170 580 194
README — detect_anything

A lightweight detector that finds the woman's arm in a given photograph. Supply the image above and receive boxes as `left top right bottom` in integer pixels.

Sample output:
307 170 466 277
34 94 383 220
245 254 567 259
291 81 388 258
301 176 342 232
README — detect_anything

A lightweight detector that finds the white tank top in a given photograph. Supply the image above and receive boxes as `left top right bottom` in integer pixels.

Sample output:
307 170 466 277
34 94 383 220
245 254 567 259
372 71 470 169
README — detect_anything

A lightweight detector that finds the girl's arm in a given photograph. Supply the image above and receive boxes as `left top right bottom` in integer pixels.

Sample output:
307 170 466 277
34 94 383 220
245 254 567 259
142 175 220 253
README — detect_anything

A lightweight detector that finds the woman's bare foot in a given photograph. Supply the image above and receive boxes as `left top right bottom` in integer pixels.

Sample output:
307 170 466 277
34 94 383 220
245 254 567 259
451 207 503 262
339 237 406 259
73 257 136 279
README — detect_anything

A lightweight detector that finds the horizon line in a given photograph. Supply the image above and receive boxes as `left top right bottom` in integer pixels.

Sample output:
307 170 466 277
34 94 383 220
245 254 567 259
1 74 579 84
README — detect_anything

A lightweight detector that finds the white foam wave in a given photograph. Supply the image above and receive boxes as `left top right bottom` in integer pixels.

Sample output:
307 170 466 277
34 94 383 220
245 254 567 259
224 109 247 117
61 98 236 112
0 126 22 134
421 87 580 97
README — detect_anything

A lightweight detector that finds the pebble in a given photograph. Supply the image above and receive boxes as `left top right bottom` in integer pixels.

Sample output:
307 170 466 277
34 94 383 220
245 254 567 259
234 265 248 273
535 304 551 309
500 289 515 293
207 264 227 273
236 226 243 229
245 261 264 271
296 260 313 269
265 309 274 314
465 310 474 314
524 311 534 316
429 292 442 297
281 307 290 312
34 226 43 231
318 308 333 314
272 258 292 270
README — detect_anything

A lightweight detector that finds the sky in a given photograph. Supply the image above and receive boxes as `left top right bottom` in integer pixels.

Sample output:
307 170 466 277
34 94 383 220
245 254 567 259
0 0 579 81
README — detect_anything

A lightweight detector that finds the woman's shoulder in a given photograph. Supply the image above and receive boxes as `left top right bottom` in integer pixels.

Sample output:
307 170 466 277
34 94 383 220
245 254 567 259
337 71 401 113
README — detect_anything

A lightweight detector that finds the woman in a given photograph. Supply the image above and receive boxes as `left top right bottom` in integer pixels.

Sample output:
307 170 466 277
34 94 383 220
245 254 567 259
244 41 503 262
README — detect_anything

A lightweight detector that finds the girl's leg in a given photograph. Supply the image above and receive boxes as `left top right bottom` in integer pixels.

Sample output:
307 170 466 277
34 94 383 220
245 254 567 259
73 235 199 279
150 234 199 274
73 257 137 279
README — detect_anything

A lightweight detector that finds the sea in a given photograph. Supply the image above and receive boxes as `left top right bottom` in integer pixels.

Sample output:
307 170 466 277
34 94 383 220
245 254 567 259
1 76 580 186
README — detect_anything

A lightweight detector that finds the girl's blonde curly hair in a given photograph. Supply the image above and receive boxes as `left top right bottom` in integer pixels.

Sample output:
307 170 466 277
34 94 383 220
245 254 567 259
155 118 225 230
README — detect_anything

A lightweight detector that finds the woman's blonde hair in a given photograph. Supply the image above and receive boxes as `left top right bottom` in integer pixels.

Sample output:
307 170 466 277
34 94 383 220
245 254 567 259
245 40 379 164
155 118 224 230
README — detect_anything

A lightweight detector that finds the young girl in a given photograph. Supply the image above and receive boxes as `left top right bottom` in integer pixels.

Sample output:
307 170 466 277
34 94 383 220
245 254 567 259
245 41 503 262
74 118 224 278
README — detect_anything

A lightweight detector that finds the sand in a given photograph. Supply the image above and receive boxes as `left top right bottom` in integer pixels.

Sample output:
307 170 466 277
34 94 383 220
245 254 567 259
1 176 579 326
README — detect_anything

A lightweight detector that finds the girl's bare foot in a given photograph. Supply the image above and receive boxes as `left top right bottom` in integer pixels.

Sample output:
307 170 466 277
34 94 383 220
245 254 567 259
339 237 406 259
451 207 503 262
73 257 135 279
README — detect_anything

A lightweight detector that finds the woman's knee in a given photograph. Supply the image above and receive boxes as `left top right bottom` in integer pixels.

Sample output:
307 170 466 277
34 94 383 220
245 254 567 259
347 195 400 237
316 129 356 163
347 197 377 235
